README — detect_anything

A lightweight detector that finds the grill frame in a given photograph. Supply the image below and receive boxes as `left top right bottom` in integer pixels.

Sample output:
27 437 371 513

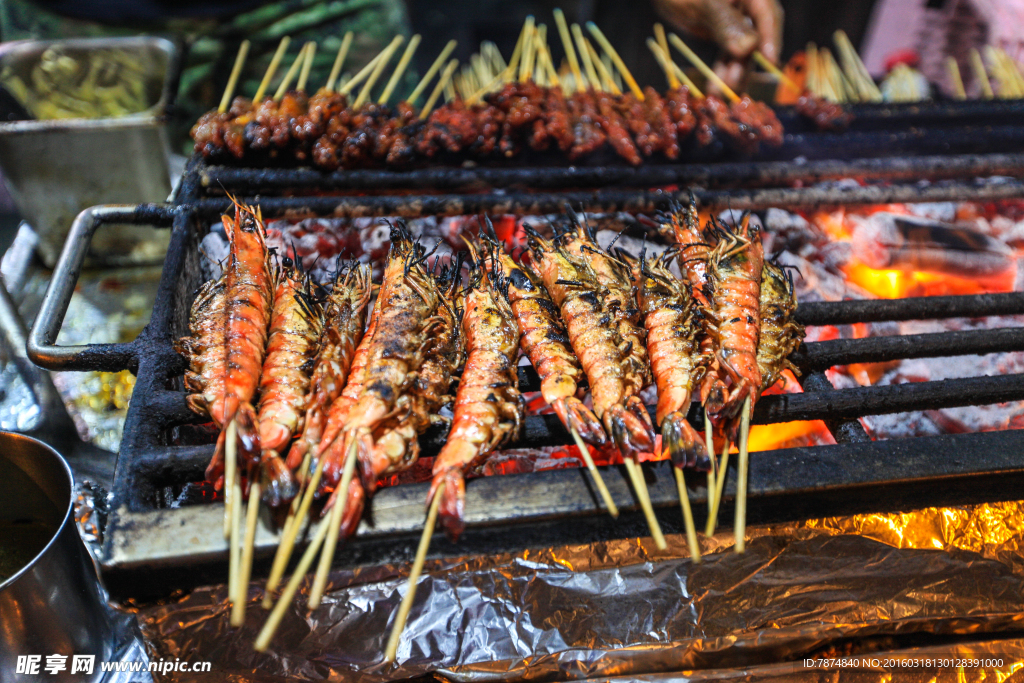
27 151 1024 600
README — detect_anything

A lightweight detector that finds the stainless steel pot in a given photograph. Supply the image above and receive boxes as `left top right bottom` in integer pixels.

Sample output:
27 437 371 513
0 433 118 683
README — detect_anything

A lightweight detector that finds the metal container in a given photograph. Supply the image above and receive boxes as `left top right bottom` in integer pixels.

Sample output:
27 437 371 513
0 37 177 267
0 433 116 683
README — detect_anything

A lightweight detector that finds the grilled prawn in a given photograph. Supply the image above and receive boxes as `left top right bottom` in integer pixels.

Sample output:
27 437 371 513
557 214 652 397
256 260 323 506
636 249 709 469
179 200 274 487
757 260 804 392
708 215 764 430
285 263 372 474
527 228 653 457
334 263 465 540
660 196 727 414
428 262 523 541
484 224 605 446
178 277 227 422
318 224 442 477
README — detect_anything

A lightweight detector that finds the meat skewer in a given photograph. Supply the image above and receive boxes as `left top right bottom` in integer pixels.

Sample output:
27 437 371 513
385 251 524 664
308 261 463 609
234 258 323 626
262 263 372 608
484 226 617 516
636 248 707 561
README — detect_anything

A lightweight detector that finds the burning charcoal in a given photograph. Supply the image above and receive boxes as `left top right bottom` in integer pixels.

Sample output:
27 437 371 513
850 212 1017 282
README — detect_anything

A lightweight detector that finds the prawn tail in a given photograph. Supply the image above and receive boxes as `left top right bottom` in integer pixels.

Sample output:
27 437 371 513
260 451 299 507
430 468 466 543
605 400 656 460
553 396 608 446
662 412 710 471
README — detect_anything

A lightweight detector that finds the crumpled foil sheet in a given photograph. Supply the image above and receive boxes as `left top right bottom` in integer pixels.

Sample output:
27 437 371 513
135 500 1024 682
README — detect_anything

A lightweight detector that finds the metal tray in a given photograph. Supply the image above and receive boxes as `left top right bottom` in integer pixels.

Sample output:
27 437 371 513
0 37 180 267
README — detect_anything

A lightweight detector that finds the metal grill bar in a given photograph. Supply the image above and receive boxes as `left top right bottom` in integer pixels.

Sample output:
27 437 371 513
795 292 1024 326
201 152 1024 194
192 178 1024 219
793 327 1024 372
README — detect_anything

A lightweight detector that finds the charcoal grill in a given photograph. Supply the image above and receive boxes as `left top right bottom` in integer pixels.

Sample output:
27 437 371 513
25 128 1024 599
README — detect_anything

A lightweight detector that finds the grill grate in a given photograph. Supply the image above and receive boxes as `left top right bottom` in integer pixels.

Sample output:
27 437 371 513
26 152 1024 600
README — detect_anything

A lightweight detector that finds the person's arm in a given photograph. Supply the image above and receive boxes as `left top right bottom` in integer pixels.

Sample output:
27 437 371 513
653 0 783 90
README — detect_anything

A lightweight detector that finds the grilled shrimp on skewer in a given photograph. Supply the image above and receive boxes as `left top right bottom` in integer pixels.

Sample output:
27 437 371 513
256 259 324 507
179 200 274 486
558 213 652 397
757 260 805 393
318 223 442 477
526 227 652 457
334 261 465 539
483 221 605 446
178 277 227 422
708 214 764 434
660 196 727 414
636 248 709 470
553 217 654 457
428 259 523 541
285 263 372 475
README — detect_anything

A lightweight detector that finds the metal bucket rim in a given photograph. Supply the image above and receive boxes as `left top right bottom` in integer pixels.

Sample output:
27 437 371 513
0 36 177 134
0 431 75 591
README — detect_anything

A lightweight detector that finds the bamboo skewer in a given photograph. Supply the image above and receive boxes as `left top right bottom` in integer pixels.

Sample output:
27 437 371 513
622 457 666 550
647 39 675 88
223 428 237 539
380 34 421 104
408 40 457 105
254 502 334 652
752 50 798 91
586 22 643 100
383 481 444 664
584 38 620 94
572 23 601 91
806 42 819 99
274 42 310 100
308 439 359 608
734 396 752 553
518 16 537 83
970 48 994 99
653 23 678 89
568 428 619 517
669 33 740 103
502 21 530 82
253 37 290 101
673 466 701 562
833 30 881 102
232 480 261 627
219 40 251 113
325 31 353 92
703 412 716 528
554 9 585 92
536 28 560 86
224 417 238 568
259 449 311 609
296 42 316 93
354 36 403 108
705 439 729 535
339 43 391 96
261 452 329 607
947 57 966 100
420 59 458 119
229 466 244 618
647 39 703 97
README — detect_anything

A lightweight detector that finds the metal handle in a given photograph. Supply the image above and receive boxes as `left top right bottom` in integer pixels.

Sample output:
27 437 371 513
27 203 175 371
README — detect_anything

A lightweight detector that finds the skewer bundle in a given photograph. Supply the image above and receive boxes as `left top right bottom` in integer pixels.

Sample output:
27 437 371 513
191 16 786 170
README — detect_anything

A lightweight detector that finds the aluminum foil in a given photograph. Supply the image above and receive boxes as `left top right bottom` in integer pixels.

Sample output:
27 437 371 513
136 500 1024 682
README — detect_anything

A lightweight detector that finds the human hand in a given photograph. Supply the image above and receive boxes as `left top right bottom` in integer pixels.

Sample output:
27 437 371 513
653 0 783 91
